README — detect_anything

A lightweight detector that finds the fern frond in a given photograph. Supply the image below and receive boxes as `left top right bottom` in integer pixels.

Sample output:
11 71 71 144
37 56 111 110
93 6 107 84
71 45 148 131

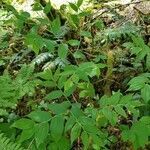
0 132 25 150
105 23 139 40
0 75 17 116
96 22 140 44
0 65 37 116
15 64 34 81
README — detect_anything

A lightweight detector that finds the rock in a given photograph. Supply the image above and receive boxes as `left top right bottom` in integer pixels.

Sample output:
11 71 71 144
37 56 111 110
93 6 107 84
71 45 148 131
134 1 150 15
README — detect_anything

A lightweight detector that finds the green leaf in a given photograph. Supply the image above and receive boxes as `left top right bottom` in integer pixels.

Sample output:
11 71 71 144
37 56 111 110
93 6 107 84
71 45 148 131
48 142 58 150
58 137 70 150
70 14 80 26
44 39 56 52
64 85 76 97
45 90 63 100
94 20 105 30
68 40 80 46
79 90 87 98
19 128 34 143
28 111 51 122
114 105 127 118
51 17 61 35
146 53 150 70
64 78 74 92
99 91 121 107
77 0 83 7
84 125 99 135
48 138 70 150
128 76 148 91
25 28 44 54
58 75 68 89
32 2 43 11
54 68 61 81
78 116 99 134
58 44 68 59
141 84 150 103
81 131 89 149
110 91 121 105
35 122 49 147
6 5 18 16
122 119 150 149
73 51 85 59
71 123 81 144
90 134 104 149
48 101 71 115
12 119 34 130
120 94 133 105
140 116 150 125
102 107 118 125
80 31 92 38
50 115 64 141
71 103 83 118
44 2 51 14
78 82 95 98
65 116 76 132
61 65 77 76
77 62 100 78
69 3 78 12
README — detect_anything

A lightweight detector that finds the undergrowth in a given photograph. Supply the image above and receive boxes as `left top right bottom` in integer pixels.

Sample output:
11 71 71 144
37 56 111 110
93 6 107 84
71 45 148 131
0 0 150 150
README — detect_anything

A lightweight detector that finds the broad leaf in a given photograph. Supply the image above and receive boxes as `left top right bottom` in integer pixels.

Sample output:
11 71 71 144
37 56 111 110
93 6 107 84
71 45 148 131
51 17 61 35
80 30 92 38
141 84 150 103
44 2 51 14
28 111 51 122
50 115 64 141
68 40 80 46
65 116 76 132
102 107 118 125
128 76 148 91
114 105 127 118
35 122 49 147
69 3 78 12
71 123 81 144
12 119 34 130
19 128 34 143
48 101 71 114
58 44 68 59
81 131 89 149
77 0 83 7
45 90 63 100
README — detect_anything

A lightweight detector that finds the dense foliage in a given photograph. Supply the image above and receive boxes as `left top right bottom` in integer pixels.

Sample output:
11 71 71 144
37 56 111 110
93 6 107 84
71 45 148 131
0 0 150 149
